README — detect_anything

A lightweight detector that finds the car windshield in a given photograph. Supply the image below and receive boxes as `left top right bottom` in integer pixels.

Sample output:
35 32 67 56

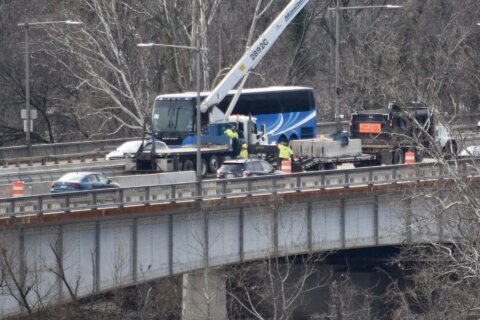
117 141 143 153
58 172 87 182
219 164 244 172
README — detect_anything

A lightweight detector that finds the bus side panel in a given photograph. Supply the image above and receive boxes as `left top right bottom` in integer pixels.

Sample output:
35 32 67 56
256 110 316 143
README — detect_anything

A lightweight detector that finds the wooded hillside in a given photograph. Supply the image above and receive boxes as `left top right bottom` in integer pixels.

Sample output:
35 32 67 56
0 0 478 145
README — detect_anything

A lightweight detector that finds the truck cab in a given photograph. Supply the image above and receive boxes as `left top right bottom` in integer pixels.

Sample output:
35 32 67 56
350 101 457 163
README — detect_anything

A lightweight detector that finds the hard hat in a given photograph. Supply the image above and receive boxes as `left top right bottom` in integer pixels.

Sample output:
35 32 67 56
280 140 287 145
242 144 248 148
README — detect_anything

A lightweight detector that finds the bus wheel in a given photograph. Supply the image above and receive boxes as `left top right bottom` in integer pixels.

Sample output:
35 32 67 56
208 155 221 173
393 149 404 164
183 160 195 171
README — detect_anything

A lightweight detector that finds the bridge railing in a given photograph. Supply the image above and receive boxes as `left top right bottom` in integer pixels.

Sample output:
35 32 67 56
0 159 477 218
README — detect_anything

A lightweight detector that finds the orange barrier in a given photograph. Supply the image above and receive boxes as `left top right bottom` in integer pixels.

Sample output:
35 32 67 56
281 160 292 173
11 180 25 197
405 151 415 164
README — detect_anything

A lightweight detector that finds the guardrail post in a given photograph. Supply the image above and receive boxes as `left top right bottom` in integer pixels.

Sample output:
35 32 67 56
247 179 252 197
368 169 373 188
344 172 350 189
320 173 326 190
9 199 15 218
65 194 70 213
118 189 124 208
144 186 150 205
196 181 202 201
170 185 176 203
272 176 277 195
91 192 97 210
221 181 227 199
37 196 43 216
392 167 398 184
296 175 301 192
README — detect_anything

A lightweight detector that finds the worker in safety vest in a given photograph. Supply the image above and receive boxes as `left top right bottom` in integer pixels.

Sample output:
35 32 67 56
239 144 249 159
277 141 293 168
224 125 240 157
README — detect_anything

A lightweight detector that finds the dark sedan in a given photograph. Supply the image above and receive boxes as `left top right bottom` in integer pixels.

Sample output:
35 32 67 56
51 172 120 193
217 159 278 178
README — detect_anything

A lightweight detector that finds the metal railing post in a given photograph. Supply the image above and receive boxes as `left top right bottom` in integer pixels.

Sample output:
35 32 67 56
170 185 176 203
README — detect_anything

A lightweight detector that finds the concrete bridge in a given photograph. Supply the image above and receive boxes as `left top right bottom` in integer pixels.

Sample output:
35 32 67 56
0 161 474 318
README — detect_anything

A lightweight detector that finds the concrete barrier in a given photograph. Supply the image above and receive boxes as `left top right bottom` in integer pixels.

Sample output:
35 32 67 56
113 171 196 188
0 171 197 198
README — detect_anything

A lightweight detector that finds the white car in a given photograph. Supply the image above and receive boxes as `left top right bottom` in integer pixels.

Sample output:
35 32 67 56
459 146 480 157
105 140 168 160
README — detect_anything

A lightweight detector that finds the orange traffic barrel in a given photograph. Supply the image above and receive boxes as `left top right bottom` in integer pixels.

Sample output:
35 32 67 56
405 151 415 164
11 180 25 197
281 160 292 173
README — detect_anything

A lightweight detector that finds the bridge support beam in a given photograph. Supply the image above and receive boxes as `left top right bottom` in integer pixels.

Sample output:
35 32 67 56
181 268 227 320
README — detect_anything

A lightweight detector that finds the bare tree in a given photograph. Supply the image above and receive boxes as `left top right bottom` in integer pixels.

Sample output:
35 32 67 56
225 197 331 319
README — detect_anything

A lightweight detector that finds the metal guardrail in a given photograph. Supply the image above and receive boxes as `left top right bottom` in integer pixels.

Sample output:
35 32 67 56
0 137 140 159
0 161 126 184
0 151 108 168
1 160 477 218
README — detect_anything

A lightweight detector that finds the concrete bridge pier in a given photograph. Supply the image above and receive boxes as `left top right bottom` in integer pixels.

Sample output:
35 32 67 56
182 268 227 320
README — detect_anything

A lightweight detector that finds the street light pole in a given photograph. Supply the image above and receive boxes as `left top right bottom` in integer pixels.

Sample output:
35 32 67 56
137 41 208 184
18 20 83 156
329 4 402 131
335 0 340 130
24 24 31 154
195 35 202 184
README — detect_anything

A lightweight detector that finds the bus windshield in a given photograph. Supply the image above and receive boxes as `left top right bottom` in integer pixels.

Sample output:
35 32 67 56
153 100 195 133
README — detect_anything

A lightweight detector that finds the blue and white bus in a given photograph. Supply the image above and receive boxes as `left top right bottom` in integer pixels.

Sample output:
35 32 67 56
151 86 317 146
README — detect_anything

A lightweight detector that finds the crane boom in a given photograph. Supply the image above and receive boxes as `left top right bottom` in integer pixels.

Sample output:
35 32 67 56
199 0 309 114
